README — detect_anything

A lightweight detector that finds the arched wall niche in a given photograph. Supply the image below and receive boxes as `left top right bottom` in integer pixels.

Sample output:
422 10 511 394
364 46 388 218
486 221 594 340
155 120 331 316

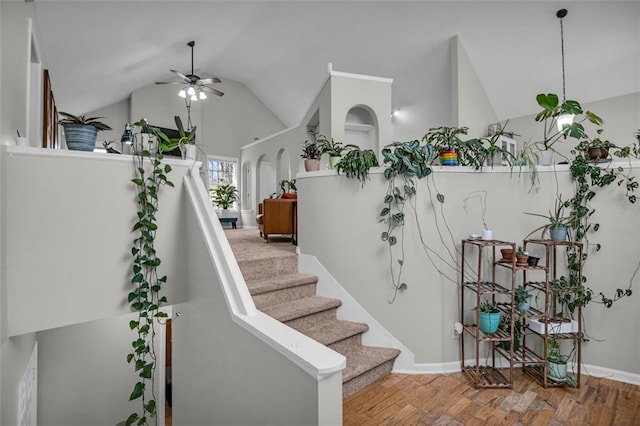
344 105 379 153
256 154 276 206
276 148 292 185
241 161 252 210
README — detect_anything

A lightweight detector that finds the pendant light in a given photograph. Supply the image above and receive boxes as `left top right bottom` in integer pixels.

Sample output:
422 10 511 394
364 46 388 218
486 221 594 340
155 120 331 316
556 9 574 131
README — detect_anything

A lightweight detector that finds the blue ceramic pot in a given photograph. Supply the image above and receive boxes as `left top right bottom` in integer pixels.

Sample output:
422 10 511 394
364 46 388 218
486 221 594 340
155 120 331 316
63 124 98 151
550 225 568 242
479 311 501 334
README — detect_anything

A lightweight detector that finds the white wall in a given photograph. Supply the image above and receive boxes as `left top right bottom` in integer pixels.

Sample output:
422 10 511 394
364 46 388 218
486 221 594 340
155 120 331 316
507 92 640 160
87 98 130 150
296 164 640 375
0 2 45 147
330 71 392 155
36 315 140 425
0 5 42 424
4 149 189 336
452 36 498 138
172 186 336 425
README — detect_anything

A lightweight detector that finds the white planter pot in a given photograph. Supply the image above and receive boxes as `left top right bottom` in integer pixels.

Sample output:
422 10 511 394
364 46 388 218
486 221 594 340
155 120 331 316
538 150 554 166
528 318 578 334
181 144 197 161
548 359 567 381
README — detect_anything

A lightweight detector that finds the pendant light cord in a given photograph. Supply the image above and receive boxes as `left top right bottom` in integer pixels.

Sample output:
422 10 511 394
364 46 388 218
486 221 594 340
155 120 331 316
557 9 568 103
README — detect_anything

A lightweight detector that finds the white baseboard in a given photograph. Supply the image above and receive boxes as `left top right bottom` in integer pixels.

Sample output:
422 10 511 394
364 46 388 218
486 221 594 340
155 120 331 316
401 359 640 387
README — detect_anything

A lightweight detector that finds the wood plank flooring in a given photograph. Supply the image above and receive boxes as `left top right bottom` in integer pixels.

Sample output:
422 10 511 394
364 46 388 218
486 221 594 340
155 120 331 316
344 371 640 425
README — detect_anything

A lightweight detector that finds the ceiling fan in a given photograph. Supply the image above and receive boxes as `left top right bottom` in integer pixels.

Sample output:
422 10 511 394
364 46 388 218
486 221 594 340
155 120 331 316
155 40 224 99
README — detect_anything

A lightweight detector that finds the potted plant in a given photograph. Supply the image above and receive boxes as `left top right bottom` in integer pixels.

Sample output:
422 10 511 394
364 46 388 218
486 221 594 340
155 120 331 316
515 285 533 313
516 246 529 265
500 247 514 262
479 125 515 168
58 112 112 151
154 117 196 158
211 184 239 216
422 126 468 167
533 93 603 165
301 140 321 171
279 179 297 199
574 129 615 162
335 144 379 186
317 136 345 169
477 301 501 334
498 317 523 352
525 196 570 242
546 337 577 386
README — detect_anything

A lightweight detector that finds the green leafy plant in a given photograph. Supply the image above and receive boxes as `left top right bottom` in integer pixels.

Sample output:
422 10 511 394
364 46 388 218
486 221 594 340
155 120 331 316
335 144 379 186
514 285 532 307
422 126 486 169
211 184 239 209
280 179 297 194
317 136 345 157
300 140 321 159
498 316 524 351
58 111 113 131
379 139 434 302
126 119 174 426
513 140 540 190
524 196 571 239
478 300 500 313
478 124 516 168
533 93 603 152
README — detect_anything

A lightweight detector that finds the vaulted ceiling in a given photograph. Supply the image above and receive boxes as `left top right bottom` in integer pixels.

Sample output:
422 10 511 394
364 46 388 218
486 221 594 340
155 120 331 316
33 1 639 129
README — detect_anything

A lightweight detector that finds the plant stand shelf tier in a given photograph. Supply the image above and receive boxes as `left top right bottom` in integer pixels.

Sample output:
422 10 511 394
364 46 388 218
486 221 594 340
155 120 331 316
460 239 516 389
522 239 583 388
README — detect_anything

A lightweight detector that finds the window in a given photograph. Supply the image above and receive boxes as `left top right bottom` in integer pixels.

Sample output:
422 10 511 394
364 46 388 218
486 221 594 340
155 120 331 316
208 156 238 209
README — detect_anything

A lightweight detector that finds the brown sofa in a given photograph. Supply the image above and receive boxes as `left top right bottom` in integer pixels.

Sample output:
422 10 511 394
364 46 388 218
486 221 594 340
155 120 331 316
256 199 297 243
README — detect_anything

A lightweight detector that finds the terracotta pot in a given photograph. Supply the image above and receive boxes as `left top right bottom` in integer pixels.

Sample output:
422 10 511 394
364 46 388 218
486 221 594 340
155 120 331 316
516 254 528 265
500 248 514 261
586 146 609 161
281 192 297 199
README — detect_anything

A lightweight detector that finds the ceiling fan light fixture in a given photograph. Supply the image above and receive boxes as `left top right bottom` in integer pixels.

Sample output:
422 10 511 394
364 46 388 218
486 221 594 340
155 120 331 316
187 86 196 96
190 94 198 102
199 91 207 100
178 89 187 98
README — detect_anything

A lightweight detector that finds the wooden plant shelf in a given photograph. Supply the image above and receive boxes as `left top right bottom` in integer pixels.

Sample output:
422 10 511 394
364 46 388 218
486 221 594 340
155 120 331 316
463 324 511 342
523 364 568 388
463 281 511 294
462 366 511 388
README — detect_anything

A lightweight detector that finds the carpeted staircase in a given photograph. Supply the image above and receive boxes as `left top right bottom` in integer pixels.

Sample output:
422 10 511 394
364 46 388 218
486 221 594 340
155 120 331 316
226 229 400 398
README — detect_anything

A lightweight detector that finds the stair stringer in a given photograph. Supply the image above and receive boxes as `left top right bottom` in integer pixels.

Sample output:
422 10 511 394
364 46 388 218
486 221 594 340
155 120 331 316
298 254 415 372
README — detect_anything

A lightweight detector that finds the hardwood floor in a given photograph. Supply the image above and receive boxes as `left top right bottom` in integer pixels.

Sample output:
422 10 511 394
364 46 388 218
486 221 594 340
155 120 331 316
344 371 640 425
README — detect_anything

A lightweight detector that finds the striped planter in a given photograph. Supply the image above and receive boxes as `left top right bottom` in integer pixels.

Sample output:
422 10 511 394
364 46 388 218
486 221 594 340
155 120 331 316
63 124 98 151
440 149 458 166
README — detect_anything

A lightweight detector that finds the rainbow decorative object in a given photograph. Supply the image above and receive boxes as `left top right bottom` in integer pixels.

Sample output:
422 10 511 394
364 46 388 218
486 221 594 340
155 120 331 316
440 149 458 166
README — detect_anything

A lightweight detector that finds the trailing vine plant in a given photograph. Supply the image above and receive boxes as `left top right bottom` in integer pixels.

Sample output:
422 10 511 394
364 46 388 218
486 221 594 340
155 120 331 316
379 139 434 302
560 130 639 310
126 119 174 426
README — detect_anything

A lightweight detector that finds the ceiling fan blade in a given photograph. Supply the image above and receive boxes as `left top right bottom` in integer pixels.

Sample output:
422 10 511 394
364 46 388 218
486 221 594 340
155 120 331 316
155 81 183 85
170 69 190 83
202 86 225 97
199 77 221 84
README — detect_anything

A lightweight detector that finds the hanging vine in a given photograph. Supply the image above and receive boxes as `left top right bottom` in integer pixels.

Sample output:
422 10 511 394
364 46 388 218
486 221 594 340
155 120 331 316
379 139 434 302
126 119 174 426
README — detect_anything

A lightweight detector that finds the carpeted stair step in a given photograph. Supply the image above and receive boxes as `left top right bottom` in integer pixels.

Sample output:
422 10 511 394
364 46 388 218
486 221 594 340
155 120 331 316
235 250 298 281
303 320 369 353
342 346 401 398
247 273 318 309
260 296 342 332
